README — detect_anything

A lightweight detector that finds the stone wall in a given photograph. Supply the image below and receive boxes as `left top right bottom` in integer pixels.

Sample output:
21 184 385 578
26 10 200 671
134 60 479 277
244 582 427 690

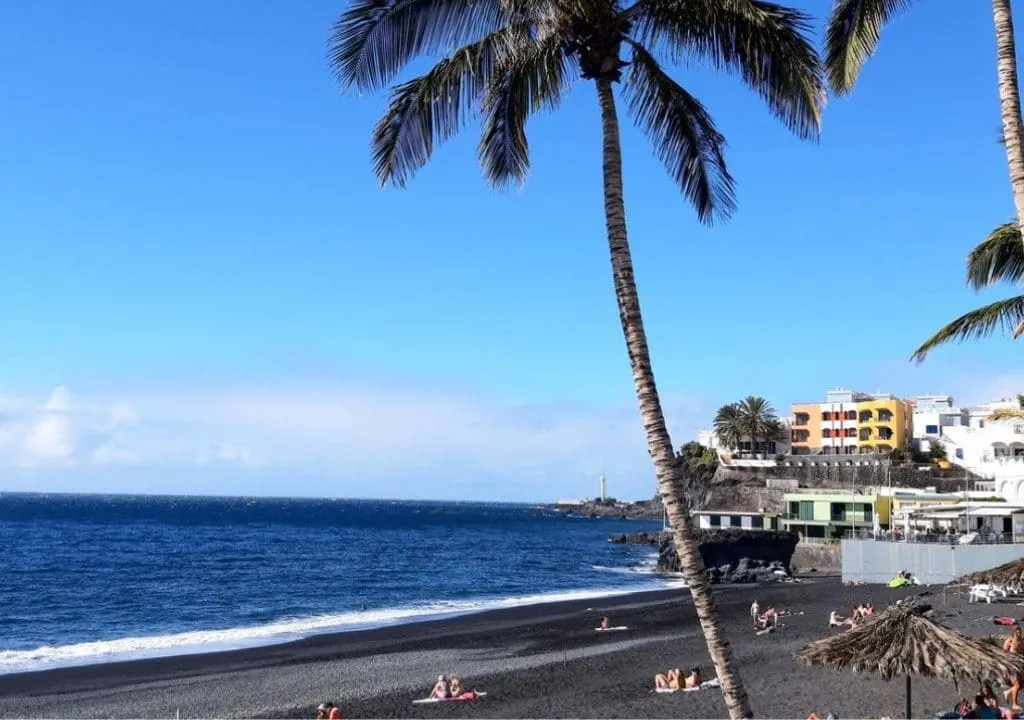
791 543 842 575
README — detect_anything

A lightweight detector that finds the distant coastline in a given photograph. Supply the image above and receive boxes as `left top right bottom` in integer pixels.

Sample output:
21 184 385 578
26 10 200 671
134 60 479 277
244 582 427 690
541 497 663 521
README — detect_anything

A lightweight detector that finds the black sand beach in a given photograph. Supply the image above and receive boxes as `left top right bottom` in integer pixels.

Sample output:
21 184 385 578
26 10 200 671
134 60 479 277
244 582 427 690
0 578 1010 719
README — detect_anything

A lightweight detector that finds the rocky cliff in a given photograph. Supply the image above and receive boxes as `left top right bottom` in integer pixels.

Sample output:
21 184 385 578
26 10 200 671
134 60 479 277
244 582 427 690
610 529 799 583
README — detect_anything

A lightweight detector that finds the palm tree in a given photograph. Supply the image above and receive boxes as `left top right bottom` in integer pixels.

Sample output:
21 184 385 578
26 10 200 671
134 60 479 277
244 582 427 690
331 1 823 714
713 402 744 452
911 222 1024 361
824 0 1024 246
736 395 787 456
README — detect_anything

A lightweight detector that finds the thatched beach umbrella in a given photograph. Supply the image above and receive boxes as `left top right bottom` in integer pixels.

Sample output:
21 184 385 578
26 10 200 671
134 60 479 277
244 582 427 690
796 600 1024 719
952 556 1024 587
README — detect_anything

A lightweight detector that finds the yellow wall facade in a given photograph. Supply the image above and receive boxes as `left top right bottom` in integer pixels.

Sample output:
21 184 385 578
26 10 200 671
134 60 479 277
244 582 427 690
855 398 909 452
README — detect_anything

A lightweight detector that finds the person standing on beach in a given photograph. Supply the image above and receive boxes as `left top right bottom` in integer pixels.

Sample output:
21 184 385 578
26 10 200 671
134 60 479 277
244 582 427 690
1003 626 1023 710
750 600 759 623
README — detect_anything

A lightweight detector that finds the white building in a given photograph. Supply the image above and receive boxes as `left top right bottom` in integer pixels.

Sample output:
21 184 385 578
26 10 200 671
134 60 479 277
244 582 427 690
696 419 792 465
916 397 1024 503
911 394 966 453
692 510 778 531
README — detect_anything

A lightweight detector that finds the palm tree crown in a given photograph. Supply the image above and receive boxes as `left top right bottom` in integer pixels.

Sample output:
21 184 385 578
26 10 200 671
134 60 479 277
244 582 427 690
912 222 1024 361
331 0 822 218
714 395 787 454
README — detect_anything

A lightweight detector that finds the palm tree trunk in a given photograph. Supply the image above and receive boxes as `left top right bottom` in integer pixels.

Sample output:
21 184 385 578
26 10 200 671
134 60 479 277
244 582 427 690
595 77 753 720
993 0 1024 234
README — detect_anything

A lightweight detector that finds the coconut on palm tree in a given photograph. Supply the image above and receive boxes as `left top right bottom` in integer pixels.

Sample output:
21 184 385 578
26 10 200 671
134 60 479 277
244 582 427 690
331 1 823 714
824 0 1024 243
911 222 1024 360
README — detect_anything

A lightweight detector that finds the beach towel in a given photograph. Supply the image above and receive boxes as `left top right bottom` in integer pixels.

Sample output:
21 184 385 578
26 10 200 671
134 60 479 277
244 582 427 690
655 678 722 694
595 626 628 632
995 617 1018 626
413 692 486 704
889 577 907 588
756 626 776 636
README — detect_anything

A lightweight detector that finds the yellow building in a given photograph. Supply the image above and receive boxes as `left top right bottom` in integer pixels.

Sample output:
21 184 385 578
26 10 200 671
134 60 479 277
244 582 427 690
855 394 910 454
789 388 910 455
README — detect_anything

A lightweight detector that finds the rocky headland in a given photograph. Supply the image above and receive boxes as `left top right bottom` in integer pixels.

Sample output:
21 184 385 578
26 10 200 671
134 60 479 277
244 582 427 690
610 529 799 584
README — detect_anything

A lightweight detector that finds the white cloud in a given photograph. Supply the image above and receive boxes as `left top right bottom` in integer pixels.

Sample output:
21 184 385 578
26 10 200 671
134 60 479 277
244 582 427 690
0 380 712 501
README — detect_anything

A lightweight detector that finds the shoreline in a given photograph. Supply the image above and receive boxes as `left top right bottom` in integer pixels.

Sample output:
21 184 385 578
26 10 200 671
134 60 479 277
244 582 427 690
1 578 993 719
0 575 685 679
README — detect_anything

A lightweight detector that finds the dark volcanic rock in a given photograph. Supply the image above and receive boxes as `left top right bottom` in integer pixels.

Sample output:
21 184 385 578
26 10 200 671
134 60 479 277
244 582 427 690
609 531 665 546
657 530 799 584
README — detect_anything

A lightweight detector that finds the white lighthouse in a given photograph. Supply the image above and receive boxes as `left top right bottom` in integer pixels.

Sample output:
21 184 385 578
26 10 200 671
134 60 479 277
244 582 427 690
599 473 607 501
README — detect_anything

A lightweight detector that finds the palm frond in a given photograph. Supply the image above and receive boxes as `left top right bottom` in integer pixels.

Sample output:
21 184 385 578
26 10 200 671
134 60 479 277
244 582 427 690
479 33 573 189
988 408 1024 422
966 221 1024 290
622 42 735 224
330 0 504 92
371 27 523 187
824 0 915 96
910 295 1024 363
629 0 825 140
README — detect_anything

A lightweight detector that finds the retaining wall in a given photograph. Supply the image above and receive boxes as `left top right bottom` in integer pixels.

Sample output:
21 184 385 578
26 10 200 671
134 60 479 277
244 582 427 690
841 540 1024 585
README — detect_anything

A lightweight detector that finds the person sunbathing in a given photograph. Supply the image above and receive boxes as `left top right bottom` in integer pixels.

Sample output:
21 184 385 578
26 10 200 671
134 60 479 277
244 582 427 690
829 611 845 627
450 677 463 697
864 603 874 616
684 667 703 689
430 675 452 699
1004 626 1024 710
654 668 682 691
600 616 610 630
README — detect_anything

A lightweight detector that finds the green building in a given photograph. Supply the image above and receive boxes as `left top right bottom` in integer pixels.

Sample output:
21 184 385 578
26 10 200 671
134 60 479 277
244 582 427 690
780 492 886 543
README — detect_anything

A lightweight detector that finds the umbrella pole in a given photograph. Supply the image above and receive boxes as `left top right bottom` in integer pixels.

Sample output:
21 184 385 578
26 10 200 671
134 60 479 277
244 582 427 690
905 675 912 719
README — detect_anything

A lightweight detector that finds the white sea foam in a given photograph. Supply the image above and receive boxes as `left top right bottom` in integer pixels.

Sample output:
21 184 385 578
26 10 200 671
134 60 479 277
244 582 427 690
0 581 686 675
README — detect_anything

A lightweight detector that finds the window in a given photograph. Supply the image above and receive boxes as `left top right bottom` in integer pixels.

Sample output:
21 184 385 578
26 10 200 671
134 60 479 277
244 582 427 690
926 425 939 435
846 411 857 420
709 514 721 528
799 501 814 520
822 429 832 438
730 515 743 527
789 502 799 516
822 411 832 420
830 503 844 520
846 428 857 437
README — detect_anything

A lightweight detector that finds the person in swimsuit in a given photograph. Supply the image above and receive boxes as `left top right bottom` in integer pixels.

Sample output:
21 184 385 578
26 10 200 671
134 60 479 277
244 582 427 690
684 667 703 689
600 617 610 630
1005 626 1024 710
654 668 682 691
750 600 760 623
316 702 341 719
430 675 452 699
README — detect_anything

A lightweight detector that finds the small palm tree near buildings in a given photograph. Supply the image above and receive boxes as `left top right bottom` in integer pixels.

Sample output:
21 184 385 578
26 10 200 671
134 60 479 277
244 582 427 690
713 396 788 458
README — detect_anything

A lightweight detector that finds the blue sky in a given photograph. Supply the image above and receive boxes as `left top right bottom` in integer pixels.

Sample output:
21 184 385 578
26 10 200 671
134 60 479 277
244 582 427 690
1 0 1022 501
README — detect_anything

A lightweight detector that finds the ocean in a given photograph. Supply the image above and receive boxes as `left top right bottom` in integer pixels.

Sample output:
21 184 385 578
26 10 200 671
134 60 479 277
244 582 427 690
0 493 678 675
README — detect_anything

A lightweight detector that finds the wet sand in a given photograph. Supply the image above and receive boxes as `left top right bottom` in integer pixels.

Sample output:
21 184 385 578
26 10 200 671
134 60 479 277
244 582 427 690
0 578 1007 718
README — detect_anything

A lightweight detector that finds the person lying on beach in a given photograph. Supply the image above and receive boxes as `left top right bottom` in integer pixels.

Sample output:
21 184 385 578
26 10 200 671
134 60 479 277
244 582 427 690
600 616 610 630
655 668 682 691
430 675 452 699
684 667 703 689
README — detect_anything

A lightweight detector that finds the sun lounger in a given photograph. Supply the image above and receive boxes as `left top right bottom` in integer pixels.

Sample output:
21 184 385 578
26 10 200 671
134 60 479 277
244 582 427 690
971 584 998 604
655 678 722 694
